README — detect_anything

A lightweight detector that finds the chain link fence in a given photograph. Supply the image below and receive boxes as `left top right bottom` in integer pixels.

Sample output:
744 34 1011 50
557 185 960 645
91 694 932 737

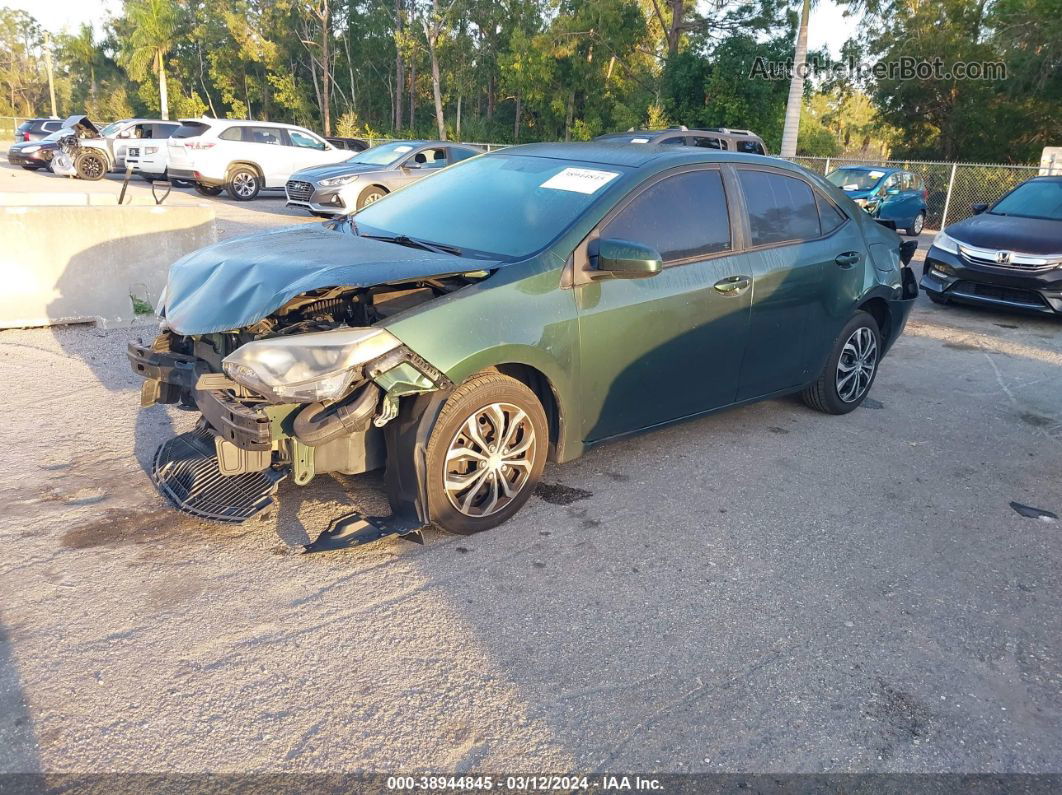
783 155 1043 231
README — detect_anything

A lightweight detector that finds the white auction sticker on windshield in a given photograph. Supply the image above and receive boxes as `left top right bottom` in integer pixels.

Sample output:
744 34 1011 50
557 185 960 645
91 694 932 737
540 167 620 194
630 137 650 143
395 145 413 153
842 184 858 191
869 170 884 179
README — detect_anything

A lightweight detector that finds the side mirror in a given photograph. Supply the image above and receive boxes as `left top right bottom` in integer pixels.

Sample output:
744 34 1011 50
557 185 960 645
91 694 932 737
971 202 989 215
589 238 663 279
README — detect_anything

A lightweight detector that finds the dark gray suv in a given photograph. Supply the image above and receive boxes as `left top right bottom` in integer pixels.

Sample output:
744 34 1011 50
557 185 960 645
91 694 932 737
14 118 64 142
594 126 767 155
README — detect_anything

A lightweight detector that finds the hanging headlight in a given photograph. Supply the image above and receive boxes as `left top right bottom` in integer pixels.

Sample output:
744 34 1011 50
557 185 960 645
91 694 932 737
222 327 401 403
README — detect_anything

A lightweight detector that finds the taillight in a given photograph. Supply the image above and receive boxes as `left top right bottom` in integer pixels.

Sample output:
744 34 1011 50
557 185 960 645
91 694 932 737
186 141 215 150
22 132 30 141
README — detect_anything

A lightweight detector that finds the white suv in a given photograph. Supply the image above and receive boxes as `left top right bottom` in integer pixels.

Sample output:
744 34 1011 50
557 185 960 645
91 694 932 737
167 119 350 201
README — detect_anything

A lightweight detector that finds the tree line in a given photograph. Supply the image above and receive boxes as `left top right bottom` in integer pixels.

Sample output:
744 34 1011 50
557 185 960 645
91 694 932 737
0 0 1057 163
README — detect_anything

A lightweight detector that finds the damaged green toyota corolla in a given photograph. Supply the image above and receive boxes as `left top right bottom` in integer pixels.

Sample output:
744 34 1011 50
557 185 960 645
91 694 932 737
129 142 919 550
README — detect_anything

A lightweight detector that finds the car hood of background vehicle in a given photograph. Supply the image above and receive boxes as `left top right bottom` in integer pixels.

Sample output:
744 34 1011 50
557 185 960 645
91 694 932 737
947 213 1062 256
842 188 878 200
163 223 500 335
291 162 388 184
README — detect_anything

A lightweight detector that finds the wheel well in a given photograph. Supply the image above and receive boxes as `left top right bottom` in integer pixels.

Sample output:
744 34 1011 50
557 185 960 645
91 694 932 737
485 363 562 461
858 297 891 341
364 184 389 196
227 161 263 179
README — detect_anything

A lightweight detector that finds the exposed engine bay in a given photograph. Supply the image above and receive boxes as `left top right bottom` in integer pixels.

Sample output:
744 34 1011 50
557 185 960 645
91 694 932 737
128 274 483 535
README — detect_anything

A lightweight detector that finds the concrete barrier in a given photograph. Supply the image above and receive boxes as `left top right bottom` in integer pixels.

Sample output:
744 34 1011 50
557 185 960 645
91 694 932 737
0 204 216 329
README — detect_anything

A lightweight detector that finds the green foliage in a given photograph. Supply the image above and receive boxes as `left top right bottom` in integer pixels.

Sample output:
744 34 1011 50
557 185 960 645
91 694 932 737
3 0 1055 163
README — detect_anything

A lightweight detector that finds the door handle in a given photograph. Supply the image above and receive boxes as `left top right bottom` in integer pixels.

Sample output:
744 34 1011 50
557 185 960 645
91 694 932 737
714 275 752 294
835 252 860 268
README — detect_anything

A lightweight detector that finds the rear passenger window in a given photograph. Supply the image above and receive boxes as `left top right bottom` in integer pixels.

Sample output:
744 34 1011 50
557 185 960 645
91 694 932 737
659 137 687 146
738 170 820 245
602 170 731 261
816 193 847 235
449 147 479 163
737 140 765 154
692 136 722 149
247 127 283 145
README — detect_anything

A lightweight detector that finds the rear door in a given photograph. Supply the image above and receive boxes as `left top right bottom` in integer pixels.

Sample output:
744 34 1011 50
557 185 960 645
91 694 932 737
575 166 752 440
242 125 291 186
730 167 862 399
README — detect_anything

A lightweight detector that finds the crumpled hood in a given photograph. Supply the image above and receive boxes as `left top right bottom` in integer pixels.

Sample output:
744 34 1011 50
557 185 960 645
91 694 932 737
946 213 1062 256
163 223 500 335
291 161 387 184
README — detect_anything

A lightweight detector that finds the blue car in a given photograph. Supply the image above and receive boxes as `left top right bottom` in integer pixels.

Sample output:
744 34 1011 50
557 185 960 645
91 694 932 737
826 166 927 237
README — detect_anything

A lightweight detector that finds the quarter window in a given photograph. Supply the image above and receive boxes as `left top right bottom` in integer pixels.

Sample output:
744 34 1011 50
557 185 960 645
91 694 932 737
738 170 820 246
816 192 847 235
692 136 723 149
602 170 731 262
737 140 765 155
449 146 479 163
219 126 243 142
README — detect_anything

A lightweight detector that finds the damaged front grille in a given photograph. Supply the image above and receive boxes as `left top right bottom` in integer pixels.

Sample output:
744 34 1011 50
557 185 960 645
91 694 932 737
286 180 313 202
153 427 285 523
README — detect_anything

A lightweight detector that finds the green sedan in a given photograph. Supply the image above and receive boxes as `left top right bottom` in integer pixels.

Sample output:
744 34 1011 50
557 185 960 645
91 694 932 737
129 143 919 549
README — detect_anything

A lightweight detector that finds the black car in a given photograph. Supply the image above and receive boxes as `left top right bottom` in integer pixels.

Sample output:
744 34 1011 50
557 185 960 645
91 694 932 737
7 128 68 169
325 136 369 152
14 118 64 142
921 176 1062 315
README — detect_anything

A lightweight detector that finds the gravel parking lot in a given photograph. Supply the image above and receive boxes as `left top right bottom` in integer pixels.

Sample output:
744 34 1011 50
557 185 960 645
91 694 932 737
1 162 1061 774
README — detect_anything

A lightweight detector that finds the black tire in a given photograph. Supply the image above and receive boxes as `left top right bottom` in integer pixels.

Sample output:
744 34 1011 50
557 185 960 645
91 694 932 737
905 212 926 237
801 311 882 415
194 183 223 196
21 165 41 171
424 372 548 535
927 290 947 305
226 166 261 201
74 150 107 181
356 185 388 210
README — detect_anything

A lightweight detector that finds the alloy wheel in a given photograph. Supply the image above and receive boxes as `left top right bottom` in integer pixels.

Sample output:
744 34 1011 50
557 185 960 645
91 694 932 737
364 191 384 205
443 402 536 517
836 326 878 403
912 213 924 234
233 172 258 198
82 156 103 179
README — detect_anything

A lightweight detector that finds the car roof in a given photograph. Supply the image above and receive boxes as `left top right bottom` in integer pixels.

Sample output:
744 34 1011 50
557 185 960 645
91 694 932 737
500 141 796 170
179 118 317 131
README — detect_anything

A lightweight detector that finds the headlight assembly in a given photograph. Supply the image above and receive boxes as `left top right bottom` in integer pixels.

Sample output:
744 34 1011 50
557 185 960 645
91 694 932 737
932 232 961 254
22 145 40 154
319 174 359 188
222 327 402 403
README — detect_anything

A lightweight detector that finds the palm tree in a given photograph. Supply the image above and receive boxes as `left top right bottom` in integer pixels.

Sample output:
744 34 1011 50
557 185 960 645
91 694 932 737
64 24 97 104
779 0 812 157
120 0 179 120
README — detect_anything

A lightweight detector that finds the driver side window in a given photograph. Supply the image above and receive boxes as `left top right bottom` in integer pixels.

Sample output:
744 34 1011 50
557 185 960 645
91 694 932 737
601 170 731 262
288 130 327 150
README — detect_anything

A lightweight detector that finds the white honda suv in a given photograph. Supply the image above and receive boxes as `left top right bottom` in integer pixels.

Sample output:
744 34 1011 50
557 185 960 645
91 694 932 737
167 118 350 201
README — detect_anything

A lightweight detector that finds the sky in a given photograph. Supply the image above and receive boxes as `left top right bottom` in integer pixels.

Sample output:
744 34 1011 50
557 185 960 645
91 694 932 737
1 0 861 55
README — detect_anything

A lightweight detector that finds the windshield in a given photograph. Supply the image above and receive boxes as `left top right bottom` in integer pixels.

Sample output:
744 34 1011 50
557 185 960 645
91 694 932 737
348 142 421 167
826 168 887 192
99 121 125 137
353 154 630 259
990 179 1062 221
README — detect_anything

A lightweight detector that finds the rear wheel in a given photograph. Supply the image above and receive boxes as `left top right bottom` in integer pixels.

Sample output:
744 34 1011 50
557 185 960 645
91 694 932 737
194 183 223 196
74 150 107 181
802 311 881 415
21 165 41 170
356 185 388 210
226 167 261 201
906 212 925 236
425 373 548 535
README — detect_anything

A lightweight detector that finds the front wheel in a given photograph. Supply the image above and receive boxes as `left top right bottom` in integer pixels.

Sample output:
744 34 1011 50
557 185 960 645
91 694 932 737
425 372 548 535
356 185 388 210
194 183 223 196
906 212 925 237
801 311 881 415
226 167 261 201
21 164 41 171
75 151 107 181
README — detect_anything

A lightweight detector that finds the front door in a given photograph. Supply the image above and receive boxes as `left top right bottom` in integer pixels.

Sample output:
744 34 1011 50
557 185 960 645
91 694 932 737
575 167 752 442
